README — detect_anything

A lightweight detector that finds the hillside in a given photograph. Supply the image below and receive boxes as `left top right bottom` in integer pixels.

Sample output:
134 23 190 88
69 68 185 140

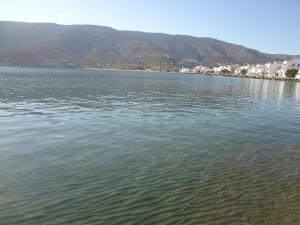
0 21 296 69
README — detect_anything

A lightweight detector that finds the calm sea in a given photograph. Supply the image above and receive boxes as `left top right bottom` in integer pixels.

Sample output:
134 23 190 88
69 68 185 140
0 67 300 225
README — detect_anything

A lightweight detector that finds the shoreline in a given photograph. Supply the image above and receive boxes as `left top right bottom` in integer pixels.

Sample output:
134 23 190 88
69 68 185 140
83 67 300 82
0 65 299 82
197 72 300 82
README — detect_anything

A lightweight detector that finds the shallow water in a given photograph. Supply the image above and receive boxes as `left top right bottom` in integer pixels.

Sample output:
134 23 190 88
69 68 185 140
0 67 300 225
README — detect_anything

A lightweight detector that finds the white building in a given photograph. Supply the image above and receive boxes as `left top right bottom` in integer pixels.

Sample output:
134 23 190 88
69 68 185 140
249 64 267 77
213 65 237 74
265 61 283 78
296 70 300 79
234 65 251 76
188 59 300 78
192 65 210 74
278 59 300 78
180 68 193 74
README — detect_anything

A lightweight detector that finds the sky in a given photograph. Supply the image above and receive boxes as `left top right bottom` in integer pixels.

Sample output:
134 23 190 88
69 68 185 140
0 0 299 55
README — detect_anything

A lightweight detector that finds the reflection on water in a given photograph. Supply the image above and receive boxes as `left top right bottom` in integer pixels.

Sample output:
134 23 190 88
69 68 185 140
243 78 300 99
241 78 300 109
0 67 300 225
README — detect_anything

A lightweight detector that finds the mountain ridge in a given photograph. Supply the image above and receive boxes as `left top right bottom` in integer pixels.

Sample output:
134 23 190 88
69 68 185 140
0 21 298 69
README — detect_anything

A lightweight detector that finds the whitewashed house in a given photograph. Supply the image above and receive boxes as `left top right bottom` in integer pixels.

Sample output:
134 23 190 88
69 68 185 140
265 61 283 78
180 68 193 74
213 65 236 74
296 70 300 79
249 64 267 77
277 59 300 78
213 66 222 74
192 65 210 74
234 65 250 76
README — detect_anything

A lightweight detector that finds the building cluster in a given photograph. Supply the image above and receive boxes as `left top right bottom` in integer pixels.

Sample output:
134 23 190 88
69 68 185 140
180 59 300 79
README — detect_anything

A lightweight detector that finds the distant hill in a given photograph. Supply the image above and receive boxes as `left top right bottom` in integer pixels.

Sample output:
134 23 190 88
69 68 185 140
0 21 297 69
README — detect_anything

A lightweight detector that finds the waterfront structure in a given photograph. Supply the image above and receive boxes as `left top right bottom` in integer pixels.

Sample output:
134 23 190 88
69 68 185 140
212 64 238 74
266 61 283 78
296 70 300 79
248 64 267 77
183 59 300 80
277 59 300 78
234 65 251 76
180 68 193 74
192 65 210 74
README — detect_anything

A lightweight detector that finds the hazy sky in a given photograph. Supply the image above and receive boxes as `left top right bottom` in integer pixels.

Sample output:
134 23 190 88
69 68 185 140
1 0 299 54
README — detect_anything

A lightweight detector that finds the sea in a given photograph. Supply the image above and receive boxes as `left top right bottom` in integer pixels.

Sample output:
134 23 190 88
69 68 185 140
0 67 300 225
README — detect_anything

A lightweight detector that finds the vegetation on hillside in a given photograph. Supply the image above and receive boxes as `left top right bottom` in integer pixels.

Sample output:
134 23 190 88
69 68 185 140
0 21 295 69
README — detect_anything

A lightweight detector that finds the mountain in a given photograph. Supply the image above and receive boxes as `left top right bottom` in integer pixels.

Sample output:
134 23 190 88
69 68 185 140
0 21 297 69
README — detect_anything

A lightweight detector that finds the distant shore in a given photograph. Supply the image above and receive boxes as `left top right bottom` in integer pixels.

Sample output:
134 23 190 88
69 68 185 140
1 65 299 82
83 67 300 82
199 72 300 82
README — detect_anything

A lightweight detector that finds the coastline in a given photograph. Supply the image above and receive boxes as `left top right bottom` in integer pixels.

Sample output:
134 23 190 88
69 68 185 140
0 65 299 82
83 67 300 82
198 72 300 82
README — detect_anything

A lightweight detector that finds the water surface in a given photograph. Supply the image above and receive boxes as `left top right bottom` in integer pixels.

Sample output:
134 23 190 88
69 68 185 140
0 67 300 225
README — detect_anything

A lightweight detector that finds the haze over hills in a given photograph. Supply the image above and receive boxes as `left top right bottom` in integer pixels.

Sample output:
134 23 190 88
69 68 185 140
0 21 297 70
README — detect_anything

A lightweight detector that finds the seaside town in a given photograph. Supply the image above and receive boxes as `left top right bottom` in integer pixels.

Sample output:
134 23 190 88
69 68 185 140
179 59 300 80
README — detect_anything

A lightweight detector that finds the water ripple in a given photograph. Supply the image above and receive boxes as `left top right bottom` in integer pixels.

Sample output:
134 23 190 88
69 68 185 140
0 68 300 225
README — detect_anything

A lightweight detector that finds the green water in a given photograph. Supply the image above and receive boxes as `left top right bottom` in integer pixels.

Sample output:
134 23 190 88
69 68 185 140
0 67 300 225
